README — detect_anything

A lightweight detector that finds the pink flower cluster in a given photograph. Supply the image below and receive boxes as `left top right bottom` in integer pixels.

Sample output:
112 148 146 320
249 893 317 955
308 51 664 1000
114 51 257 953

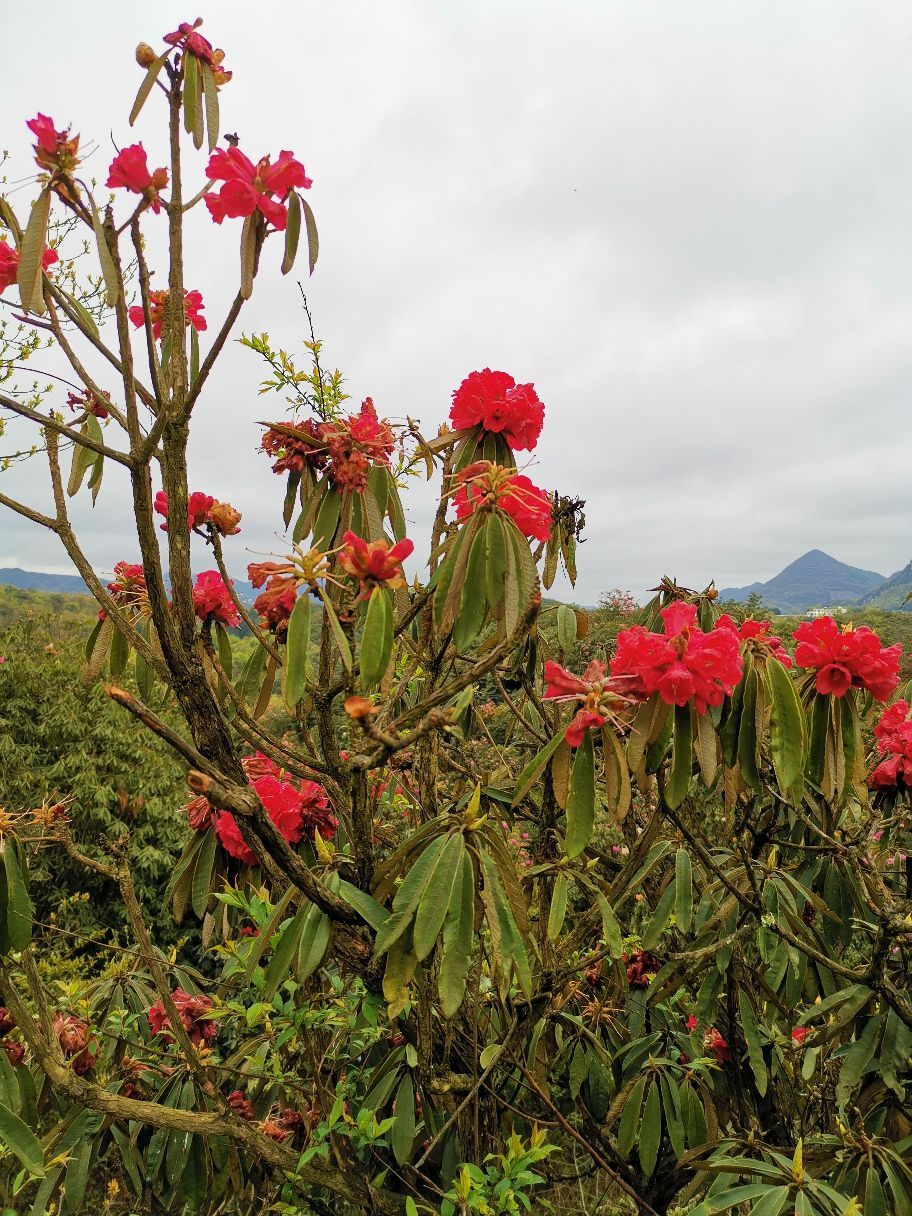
611 603 743 714
449 368 545 452
543 658 631 747
869 700 912 790
154 490 240 536
192 570 240 628
260 400 395 493
148 988 217 1046
792 616 900 702
0 241 58 294
714 614 792 667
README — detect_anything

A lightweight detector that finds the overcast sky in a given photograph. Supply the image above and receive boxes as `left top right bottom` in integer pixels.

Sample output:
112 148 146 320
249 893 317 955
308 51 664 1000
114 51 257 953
1 0 911 604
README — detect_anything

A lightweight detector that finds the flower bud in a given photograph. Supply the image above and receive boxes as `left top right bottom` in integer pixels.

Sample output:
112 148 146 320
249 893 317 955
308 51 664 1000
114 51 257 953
136 43 157 67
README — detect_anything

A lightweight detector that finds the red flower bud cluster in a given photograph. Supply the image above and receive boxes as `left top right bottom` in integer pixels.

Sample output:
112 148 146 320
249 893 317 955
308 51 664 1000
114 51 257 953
624 950 660 989
185 794 218 832
611 602 743 714
66 387 110 420
453 462 552 543
0 241 58 294
107 144 168 214
792 616 900 702
449 368 545 452
543 658 632 747
204 147 310 230
129 288 206 341
337 531 414 599
3 1041 24 1067
27 114 80 174
192 570 240 628
868 699 912 790
714 614 792 667
53 1014 96 1075
702 1027 730 1063
154 490 240 536
148 988 217 1046
228 1089 254 1119
791 1026 809 1045
320 399 395 492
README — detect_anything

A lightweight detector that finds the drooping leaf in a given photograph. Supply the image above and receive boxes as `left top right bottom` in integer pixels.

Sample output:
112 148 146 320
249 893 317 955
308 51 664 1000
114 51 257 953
17 187 51 315
665 703 693 810
564 730 596 858
439 848 475 1017
360 586 393 690
284 592 312 708
413 833 464 962
1 843 32 953
391 1074 416 1166
302 198 319 274
638 1081 662 1177
0 1102 44 1175
282 190 301 275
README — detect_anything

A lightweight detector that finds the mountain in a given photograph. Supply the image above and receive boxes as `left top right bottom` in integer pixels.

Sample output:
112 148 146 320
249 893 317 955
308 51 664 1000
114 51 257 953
719 550 885 614
0 568 257 603
856 560 912 612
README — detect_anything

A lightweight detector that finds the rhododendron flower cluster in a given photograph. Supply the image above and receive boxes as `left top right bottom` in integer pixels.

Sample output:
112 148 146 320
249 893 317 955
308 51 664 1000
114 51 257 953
868 699 912 790
792 616 901 702
185 794 218 832
164 18 231 83
215 769 337 865
204 147 310 230
106 561 147 608
703 1027 730 1063
611 602 743 713
260 418 327 476
27 114 80 174
337 531 414 598
192 570 240 627
248 562 299 634
53 1014 96 1075
228 1089 253 1120
320 399 396 491
453 462 552 543
714 614 792 667
129 288 206 341
0 241 58 294
107 144 168 213
155 490 239 536
148 988 217 1046
544 658 632 747
449 369 545 452
66 387 110 420
625 950 660 989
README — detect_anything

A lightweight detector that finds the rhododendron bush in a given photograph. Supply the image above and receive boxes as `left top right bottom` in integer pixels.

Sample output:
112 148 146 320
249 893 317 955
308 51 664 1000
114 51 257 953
0 21 911 1216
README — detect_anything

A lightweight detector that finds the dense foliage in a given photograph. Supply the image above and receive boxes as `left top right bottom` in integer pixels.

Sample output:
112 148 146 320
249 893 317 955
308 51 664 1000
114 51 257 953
0 20 910 1216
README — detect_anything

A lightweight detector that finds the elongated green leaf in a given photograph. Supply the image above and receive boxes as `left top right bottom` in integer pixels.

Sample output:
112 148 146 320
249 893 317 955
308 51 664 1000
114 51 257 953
453 529 487 652
439 849 475 1017
182 48 199 137
638 1081 662 1177
313 486 342 551
109 624 130 678
336 880 389 930
190 829 216 921
239 212 256 300
297 902 331 981
564 730 596 858
67 422 98 498
675 848 692 934
805 692 830 787
2 844 32 953
282 189 301 275
391 1074 415 1166
595 891 624 958
413 834 464 962
556 603 577 653
374 833 450 957
666 703 693 809
360 586 392 689
586 1052 611 1121
512 730 564 807
89 198 120 306
302 198 319 275
641 876 676 951
265 902 309 998
737 990 768 1097
547 872 568 941
200 61 220 151
284 592 311 708
836 1015 881 1110
767 657 806 793
480 851 531 997
237 641 268 707
0 1101 43 1175
17 187 51 315
214 621 233 682
130 51 170 124
484 513 508 611
616 1074 647 1158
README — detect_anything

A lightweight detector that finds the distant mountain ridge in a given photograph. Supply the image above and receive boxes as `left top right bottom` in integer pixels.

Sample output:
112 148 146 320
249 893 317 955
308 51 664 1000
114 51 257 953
0 567 257 603
719 549 886 614
856 560 912 612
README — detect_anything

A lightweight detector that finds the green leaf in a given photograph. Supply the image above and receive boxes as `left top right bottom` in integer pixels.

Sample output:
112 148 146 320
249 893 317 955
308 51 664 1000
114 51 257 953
391 1074 415 1166
374 833 450 957
89 197 119 306
239 212 257 300
190 829 216 921
564 730 596 858
484 513 508 611
336 881 390 930
595 891 624 958
512 730 564 807
767 657 806 793
805 693 830 787
67 423 98 498
312 486 342 551
638 1081 662 1177
0 1102 44 1176
182 48 199 138
17 187 51 315
214 621 233 683
616 1074 646 1158
282 190 301 275
317 588 353 673
480 851 531 997
284 592 311 708
413 834 464 962
109 624 130 678
302 198 319 275
746 1188 791 1216
836 1016 881 1110
439 848 475 1017
556 603 577 653
547 873 568 941
675 847 692 934
586 1052 611 1122
237 642 268 707
641 876 677 951
130 51 170 124
297 903 331 981
666 703 693 809
737 990 768 1097
200 61 220 152
1 844 32 953
360 586 393 690
265 902 309 998
453 528 488 652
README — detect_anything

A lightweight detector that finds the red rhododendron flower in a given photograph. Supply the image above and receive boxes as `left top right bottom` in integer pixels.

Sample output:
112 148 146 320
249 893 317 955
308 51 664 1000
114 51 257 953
625 950 660 988
155 490 237 534
215 811 256 865
27 114 80 173
611 602 742 714
543 658 632 747
253 575 298 634
192 570 240 628
0 241 58 294
792 616 901 702
241 752 282 781
106 144 168 213
2 1041 24 1067
164 19 231 83
66 387 110 420
129 288 206 341
714 614 792 667
868 700 912 790
791 1026 809 1045
204 147 311 231
53 1014 96 1075
106 561 147 610
148 988 217 1046
320 399 396 492
216 772 336 865
337 531 414 598
260 418 327 475
454 463 552 543
703 1027 730 1063
450 369 545 451
0 1009 15 1038
228 1089 253 1120
184 794 217 832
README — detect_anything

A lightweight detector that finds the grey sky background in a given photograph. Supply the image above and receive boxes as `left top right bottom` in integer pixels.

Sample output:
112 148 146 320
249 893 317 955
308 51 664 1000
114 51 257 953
1 0 911 604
